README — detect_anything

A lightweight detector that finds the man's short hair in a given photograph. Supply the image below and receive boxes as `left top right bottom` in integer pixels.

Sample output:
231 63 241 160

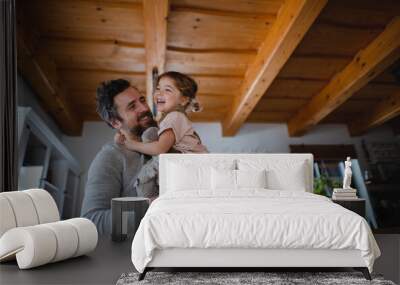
96 79 131 128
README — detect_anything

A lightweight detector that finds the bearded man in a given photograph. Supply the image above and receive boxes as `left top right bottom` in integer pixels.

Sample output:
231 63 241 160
81 79 159 235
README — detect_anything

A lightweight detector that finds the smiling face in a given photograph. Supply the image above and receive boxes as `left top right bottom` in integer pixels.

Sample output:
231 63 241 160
154 77 188 113
111 87 156 137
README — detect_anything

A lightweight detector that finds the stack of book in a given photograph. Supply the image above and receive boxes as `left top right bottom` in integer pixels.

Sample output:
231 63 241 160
332 188 358 200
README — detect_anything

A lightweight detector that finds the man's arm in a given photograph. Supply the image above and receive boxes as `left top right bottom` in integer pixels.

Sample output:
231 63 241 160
81 145 123 235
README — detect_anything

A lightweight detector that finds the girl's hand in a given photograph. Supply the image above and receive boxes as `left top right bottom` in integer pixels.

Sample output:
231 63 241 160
114 130 126 145
124 136 139 150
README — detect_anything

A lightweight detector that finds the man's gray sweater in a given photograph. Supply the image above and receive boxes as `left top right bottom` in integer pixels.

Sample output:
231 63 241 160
80 142 158 235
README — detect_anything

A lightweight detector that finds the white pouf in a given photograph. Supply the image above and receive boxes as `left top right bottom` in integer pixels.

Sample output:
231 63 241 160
24 189 60 223
0 196 17 237
0 189 98 269
1 191 40 227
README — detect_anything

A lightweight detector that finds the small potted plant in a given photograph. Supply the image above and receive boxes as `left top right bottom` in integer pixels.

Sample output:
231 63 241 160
314 175 341 197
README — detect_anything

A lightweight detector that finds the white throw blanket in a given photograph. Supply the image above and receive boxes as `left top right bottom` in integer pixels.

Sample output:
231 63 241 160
131 190 380 273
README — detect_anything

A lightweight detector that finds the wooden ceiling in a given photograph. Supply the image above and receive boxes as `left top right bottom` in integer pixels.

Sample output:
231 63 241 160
17 0 400 136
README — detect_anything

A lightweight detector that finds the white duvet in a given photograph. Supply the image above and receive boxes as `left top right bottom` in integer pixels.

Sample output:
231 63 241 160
131 190 380 273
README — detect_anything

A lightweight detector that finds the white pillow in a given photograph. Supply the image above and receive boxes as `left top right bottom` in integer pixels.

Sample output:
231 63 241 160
238 159 309 192
167 162 211 191
166 159 236 192
211 169 268 191
236 169 267 189
211 168 236 190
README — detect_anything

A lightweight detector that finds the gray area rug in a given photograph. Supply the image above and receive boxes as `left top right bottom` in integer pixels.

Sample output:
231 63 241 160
116 271 395 285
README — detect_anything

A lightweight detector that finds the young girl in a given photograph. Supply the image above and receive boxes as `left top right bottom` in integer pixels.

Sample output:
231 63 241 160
116 71 208 155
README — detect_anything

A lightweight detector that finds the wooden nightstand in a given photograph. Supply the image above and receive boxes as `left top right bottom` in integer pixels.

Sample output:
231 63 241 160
332 198 366 218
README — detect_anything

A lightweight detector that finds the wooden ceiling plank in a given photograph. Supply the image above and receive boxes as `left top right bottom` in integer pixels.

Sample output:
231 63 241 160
279 55 351 81
171 0 283 15
247 111 293 123
38 37 145 59
171 5 276 19
59 67 145 76
143 0 169 109
351 83 400 100
17 17 83 135
222 0 327 136
28 0 145 43
60 70 147 93
288 17 400 137
318 0 400 29
167 10 273 50
166 49 255 76
294 23 384 57
255 98 309 113
38 37 146 73
349 92 400 136
193 76 242 96
53 57 146 73
262 78 327 99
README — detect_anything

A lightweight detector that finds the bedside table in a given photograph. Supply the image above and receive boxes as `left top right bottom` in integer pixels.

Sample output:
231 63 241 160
111 197 149 242
332 198 366 217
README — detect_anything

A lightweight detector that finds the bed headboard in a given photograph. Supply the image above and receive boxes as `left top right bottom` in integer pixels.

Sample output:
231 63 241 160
159 153 314 195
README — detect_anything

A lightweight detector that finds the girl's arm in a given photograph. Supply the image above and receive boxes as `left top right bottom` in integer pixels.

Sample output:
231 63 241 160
124 129 175 156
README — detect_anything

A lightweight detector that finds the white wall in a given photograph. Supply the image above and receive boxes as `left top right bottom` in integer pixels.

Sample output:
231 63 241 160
194 123 396 170
62 121 397 209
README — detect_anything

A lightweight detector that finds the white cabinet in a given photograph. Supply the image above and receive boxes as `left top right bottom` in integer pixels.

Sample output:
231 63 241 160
18 107 81 218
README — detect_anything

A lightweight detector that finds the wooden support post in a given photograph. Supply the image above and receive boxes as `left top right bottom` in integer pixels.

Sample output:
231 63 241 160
143 0 169 111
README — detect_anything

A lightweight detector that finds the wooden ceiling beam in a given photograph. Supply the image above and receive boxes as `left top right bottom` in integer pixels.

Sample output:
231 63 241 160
222 0 327 136
288 17 400 137
349 92 400 136
143 0 169 110
17 14 83 136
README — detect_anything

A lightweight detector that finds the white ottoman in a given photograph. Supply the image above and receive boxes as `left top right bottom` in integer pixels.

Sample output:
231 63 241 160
0 189 98 269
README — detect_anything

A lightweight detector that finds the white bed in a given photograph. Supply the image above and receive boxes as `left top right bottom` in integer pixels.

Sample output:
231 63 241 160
131 154 380 280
